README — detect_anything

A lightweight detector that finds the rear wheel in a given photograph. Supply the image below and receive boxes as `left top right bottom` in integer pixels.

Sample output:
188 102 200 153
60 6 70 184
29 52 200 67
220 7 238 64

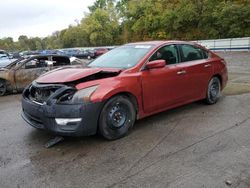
206 77 221 104
0 80 6 96
98 95 136 140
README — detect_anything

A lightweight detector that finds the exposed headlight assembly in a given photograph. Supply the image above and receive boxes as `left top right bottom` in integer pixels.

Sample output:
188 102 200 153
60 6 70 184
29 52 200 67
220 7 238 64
71 85 99 103
57 85 98 104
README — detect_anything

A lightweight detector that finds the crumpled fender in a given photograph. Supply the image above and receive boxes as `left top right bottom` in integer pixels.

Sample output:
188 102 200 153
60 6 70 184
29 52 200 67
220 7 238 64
88 74 144 118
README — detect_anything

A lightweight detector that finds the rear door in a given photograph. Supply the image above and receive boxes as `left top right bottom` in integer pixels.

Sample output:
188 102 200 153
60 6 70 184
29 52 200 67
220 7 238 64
141 44 190 113
178 44 213 99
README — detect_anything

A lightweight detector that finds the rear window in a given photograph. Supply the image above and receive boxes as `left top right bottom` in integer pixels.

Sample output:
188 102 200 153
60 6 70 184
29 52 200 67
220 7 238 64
180 44 204 62
201 49 210 59
52 56 70 66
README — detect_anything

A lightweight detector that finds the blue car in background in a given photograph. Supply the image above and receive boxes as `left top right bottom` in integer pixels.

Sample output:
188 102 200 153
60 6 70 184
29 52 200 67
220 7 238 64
62 49 96 59
40 49 65 55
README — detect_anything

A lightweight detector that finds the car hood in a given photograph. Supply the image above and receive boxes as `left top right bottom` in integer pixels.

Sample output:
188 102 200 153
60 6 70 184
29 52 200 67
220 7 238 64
36 67 122 84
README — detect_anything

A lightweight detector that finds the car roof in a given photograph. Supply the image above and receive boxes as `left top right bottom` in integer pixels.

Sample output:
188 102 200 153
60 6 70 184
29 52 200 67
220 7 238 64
126 40 196 46
28 54 69 59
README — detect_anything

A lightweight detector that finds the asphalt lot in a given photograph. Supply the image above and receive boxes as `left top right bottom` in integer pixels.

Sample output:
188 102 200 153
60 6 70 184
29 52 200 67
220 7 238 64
0 52 250 188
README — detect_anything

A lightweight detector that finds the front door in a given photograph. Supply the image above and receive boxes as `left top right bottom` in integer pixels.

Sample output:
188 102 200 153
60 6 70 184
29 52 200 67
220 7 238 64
141 44 189 113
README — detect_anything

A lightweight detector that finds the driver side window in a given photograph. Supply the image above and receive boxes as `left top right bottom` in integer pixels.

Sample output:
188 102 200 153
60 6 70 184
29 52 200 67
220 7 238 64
25 57 48 69
149 44 179 65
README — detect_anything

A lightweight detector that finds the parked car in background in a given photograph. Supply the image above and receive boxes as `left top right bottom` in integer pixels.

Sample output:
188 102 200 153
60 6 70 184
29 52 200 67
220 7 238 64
40 49 65 55
74 49 90 59
86 49 96 59
20 51 41 57
0 54 80 96
62 49 80 57
94 48 108 57
0 50 9 56
11 52 22 59
0 56 16 68
5 51 22 59
61 48 97 59
0 51 15 68
21 41 228 140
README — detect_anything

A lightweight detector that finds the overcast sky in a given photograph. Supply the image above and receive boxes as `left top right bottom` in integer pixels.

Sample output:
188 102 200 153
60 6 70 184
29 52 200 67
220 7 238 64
0 0 95 41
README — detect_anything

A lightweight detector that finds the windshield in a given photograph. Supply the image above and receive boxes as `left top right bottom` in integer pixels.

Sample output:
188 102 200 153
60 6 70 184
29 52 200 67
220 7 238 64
89 45 154 69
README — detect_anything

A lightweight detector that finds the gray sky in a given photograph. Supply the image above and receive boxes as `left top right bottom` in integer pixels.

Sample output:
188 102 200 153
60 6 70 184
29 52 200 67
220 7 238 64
0 0 95 41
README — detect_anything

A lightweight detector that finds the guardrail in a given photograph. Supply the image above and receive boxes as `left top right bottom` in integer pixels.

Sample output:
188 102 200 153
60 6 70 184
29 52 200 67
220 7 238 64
194 37 250 51
59 37 250 52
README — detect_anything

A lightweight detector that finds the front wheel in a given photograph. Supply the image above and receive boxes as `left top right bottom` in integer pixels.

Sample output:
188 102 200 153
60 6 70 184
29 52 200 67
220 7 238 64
0 80 7 96
98 95 136 140
205 77 221 105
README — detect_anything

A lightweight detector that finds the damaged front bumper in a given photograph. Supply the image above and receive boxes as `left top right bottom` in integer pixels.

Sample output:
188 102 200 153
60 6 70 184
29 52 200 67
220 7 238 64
21 85 104 137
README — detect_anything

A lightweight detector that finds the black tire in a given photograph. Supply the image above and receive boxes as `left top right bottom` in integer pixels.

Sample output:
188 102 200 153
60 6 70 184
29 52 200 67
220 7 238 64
0 80 7 96
98 95 136 140
205 77 221 105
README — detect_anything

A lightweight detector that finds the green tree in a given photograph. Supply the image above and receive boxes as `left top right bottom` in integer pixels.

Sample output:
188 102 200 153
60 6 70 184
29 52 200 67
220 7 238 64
1 0 249 51
82 4 120 46
88 0 115 12
212 1 250 38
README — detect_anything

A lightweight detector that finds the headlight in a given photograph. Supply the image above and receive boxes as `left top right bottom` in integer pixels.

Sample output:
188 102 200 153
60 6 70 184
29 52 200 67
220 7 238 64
71 85 99 103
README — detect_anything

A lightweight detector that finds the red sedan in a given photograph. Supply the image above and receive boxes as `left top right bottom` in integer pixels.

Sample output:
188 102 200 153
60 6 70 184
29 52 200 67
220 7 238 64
94 48 109 57
21 41 228 140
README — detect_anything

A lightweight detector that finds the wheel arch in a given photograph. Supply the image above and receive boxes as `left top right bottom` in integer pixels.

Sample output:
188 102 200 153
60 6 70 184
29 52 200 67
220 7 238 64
204 74 223 99
212 74 222 90
96 91 139 138
0 78 7 95
0 78 6 82
205 74 222 105
0 77 13 92
102 91 140 119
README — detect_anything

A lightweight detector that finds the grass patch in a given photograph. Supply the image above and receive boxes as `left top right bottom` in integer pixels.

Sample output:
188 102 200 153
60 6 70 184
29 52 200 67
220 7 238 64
223 83 250 96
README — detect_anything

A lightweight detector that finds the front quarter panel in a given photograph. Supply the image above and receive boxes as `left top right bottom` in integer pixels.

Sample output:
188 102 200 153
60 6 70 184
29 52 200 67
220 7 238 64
75 73 143 117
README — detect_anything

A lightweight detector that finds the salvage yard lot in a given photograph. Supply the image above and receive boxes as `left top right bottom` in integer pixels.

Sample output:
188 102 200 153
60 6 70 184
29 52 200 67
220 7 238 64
0 52 250 188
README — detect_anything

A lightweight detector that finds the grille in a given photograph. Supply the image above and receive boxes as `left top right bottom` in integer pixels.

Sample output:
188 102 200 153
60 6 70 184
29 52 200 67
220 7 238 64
29 84 62 104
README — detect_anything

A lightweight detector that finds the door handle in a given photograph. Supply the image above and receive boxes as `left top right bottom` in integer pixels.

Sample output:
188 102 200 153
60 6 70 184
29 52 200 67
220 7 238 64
177 70 186 75
204 64 212 68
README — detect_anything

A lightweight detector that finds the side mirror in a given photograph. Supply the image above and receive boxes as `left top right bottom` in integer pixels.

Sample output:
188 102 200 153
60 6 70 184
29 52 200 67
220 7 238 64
146 60 166 70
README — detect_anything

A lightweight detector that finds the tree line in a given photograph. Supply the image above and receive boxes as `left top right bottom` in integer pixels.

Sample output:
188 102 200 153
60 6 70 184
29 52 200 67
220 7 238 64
1 0 249 51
